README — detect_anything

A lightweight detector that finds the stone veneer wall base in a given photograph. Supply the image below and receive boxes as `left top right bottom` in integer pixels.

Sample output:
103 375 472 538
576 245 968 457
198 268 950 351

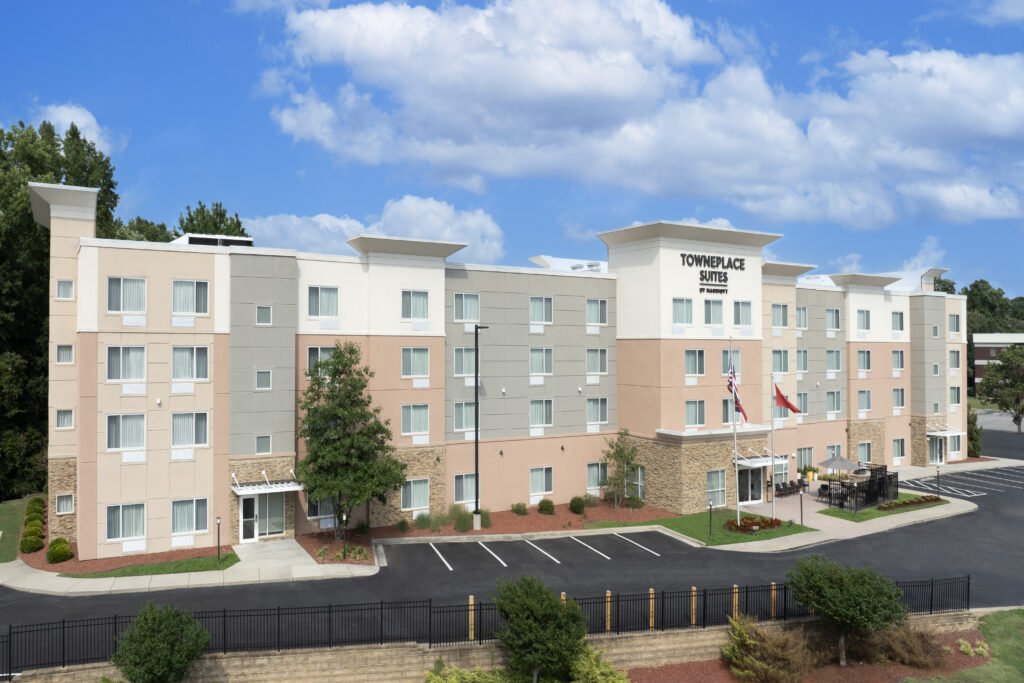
47 458 77 542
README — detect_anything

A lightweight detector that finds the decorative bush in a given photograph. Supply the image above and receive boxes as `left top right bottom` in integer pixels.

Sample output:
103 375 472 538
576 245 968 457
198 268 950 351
511 503 528 516
877 495 942 511
396 518 410 533
23 512 44 527
46 538 73 564
26 497 45 515
625 495 644 510
480 509 491 528
430 516 443 532
537 498 555 515
846 623 945 668
315 546 329 562
334 545 371 562
721 615 816 682
569 496 586 515
111 601 210 683
569 643 629 682
451 506 474 532
23 521 44 538
725 515 782 533
20 535 44 553
583 494 599 507
414 513 432 529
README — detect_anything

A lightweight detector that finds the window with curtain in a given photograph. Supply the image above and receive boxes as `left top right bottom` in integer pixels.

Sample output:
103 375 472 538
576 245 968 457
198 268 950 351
171 346 208 381
933 363 940 376
733 301 752 326
172 280 209 315
307 346 334 376
530 467 553 495
171 498 208 534
256 370 272 390
586 299 607 325
529 296 553 324
107 277 146 313
107 414 145 450
704 299 723 325
950 386 961 405
773 461 788 484
106 503 145 540
722 398 740 425
454 402 476 431
56 410 73 429
893 388 905 408
858 350 871 371
307 495 335 519
401 347 430 377
893 439 905 460
706 470 725 507
529 348 553 375
171 412 208 447
797 392 808 414
858 390 871 411
797 447 813 470
587 348 608 374
796 349 808 373
401 404 429 434
685 400 705 426
772 350 789 373
56 494 74 514
826 349 841 371
56 344 74 364
454 293 479 322
308 286 338 317
684 349 704 375
771 304 788 327
57 279 74 299
857 309 871 330
402 290 429 320
258 493 285 536
401 478 429 509
796 306 808 329
949 314 961 333
672 298 692 324
773 403 790 419
721 349 741 374
858 443 872 463
892 350 904 370
454 473 476 503
826 391 841 412
587 462 607 489
950 350 961 369
826 308 840 330
255 435 271 454
454 347 475 376
627 465 645 500
950 435 961 452
107 346 146 381
892 311 904 331
256 305 272 325
529 399 553 427
586 398 608 424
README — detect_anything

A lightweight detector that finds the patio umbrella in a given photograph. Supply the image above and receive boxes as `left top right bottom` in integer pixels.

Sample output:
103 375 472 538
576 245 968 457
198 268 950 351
817 455 858 472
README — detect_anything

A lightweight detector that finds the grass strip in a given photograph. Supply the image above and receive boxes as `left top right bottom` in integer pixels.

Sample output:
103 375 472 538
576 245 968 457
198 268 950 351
817 493 948 523
915 609 1024 682
584 509 816 546
0 497 31 563
60 552 239 578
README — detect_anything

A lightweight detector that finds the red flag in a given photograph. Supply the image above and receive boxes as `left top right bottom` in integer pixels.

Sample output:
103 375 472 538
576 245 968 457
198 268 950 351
775 384 800 413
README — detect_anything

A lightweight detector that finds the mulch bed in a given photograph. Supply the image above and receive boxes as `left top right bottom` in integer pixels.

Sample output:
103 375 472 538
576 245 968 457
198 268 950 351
295 532 375 565
948 456 999 464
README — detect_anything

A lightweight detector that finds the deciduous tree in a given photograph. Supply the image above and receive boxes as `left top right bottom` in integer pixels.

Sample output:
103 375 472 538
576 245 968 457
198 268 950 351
600 429 639 509
978 344 1024 433
111 601 209 683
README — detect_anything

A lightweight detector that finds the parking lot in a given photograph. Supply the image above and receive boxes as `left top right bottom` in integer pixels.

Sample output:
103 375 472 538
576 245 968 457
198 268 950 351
901 464 1024 499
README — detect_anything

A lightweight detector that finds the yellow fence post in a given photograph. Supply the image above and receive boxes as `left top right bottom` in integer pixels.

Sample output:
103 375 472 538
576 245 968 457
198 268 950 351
770 582 777 620
469 595 475 641
690 586 697 626
605 590 612 632
649 588 655 630
561 591 566 606
732 585 739 620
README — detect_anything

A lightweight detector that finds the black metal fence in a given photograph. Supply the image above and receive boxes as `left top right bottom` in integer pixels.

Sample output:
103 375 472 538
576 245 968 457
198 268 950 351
1 576 969 679
821 465 899 514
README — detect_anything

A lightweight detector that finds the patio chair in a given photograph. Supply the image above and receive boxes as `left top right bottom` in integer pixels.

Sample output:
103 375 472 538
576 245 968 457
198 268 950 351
816 485 829 502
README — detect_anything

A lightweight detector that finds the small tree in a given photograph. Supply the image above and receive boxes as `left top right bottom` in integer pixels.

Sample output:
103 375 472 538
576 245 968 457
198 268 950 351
601 429 638 509
978 345 1024 433
296 341 407 555
786 555 906 666
176 200 248 237
967 407 983 457
494 576 587 683
111 602 209 683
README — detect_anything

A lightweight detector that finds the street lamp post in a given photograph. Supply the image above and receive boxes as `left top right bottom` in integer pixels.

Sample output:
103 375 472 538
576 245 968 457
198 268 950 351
216 516 222 566
799 488 804 527
707 499 713 543
474 324 489 531
936 463 941 492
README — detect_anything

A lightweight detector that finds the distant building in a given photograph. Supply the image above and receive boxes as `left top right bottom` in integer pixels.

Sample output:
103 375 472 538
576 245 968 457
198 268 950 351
974 333 1024 383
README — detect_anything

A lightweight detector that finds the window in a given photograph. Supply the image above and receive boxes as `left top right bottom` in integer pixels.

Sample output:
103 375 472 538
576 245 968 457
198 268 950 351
672 298 693 324
950 386 961 406
893 439 905 461
934 401 941 415
56 409 73 430
949 314 961 333
892 350 905 371
721 349 741 375
255 435 271 455
722 398 741 425
171 412 208 447
401 347 430 377
586 299 608 325
773 403 790 419
106 503 145 541
733 301 752 326
685 400 705 427
56 345 74 364
858 442 872 463
933 363 940 377
454 401 476 432
774 461 788 485
171 346 209 381
107 346 145 381
401 478 429 510
307 346 334 375
171 280 209 315
796 306 808 329
107 277 145 313
454 473 477 504
587 462 608 490
256 305 272 325
530 399 553 427
826 391 842 413
932 325 940 338
587 398 608 424
828 444 842 459
858 390 872 411
826 308 840 330
950 350 961 369
826 349 841 371
797 447 813 470
587 348 608 374
530 348 553 375
56 279 74 300
530 467 553 495
255 370 272 390
772 304 788 327
706 470 726 507
454 293 479 322
950 435 962 453
704 300 723 325
402 290 429 320
684 349 704 375
106 414 144 450
797 392 808 414
796 349 808 373
307 495 335 519
858 350 871 371
308 286 339 318
892 311 904 331
454 347 476 377
893 388 905 409
56 494 74 515
171 498 208 534
401 404 429 434
772 349 789 373
529 296 553 324
627 465 645 500
857 309 871 330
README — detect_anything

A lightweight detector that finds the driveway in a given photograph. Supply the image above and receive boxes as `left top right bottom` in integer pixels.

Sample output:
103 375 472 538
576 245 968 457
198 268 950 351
979 410 1024 461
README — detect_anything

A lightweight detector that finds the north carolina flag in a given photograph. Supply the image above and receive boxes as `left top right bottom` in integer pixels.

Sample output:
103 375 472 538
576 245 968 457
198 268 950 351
727 363 749 423
775 384 801 413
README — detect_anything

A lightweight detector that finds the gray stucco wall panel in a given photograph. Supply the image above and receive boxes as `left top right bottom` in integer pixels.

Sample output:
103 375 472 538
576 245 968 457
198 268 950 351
796 288 847 421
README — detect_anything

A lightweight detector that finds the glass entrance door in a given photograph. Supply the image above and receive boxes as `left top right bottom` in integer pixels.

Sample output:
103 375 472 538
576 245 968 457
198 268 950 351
737 468 763 504
240 496 257 543
928 437 945 464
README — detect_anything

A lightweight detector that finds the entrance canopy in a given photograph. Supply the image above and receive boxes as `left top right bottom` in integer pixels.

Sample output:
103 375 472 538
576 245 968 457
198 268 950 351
231 479 304 496
732 456 787 469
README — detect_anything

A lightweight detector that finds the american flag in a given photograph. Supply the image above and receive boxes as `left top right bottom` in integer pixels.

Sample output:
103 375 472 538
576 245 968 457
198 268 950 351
727 361 749 423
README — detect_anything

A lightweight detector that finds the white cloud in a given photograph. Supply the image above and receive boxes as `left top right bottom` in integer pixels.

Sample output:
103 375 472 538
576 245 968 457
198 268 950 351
562 222 597 242
244 195 505 263
830 252 863 273
901 235 946 270
234 0 326 12
897 182 1023 222
676 216 736 229
37 103 125 155
973 0 1024 24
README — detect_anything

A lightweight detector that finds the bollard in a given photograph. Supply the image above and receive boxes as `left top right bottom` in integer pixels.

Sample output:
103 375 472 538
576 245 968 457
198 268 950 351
469 595 475 641
691 586 697 626
770 582 776 620
732 585 739 620
605 590 612 632
649 588 655 630
561 591 566 606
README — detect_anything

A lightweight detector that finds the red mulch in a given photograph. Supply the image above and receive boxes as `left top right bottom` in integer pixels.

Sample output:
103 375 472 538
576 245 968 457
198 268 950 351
948 456 999 464
295 532 375 565
629 657 735 682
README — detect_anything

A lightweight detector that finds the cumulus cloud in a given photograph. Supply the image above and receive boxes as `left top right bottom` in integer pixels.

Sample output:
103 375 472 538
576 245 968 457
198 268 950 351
972 0 1024 24
562 222 597 242
244 195 505 263
38 103 125 154
830 252 863 273
901 236 947 270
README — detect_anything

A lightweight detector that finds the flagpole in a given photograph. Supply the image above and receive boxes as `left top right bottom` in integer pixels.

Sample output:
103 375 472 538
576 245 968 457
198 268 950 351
731 337 740 525
770 383 776 521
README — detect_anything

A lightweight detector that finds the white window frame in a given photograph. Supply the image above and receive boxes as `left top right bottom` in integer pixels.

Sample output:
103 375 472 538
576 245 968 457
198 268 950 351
255 305 272 326
949 314 961 333
529 466 553 496
454 401 476 432
586 397 608 425
704 299 723 325
733 301 752 326
401 404 430 435
950 434 962 454
529 296 553 324
826 349 841 371
932 325 940 338
106 346 146 382
722 398 741 425
56 344 74 365
721 349 741 375
933 363 940 377
706 469 726 508
529 348 553 376
893 438 905 461
796 349 808 373
401 347 430 378
858 442 872 464
529 399 554 427
56 409 74 430
828 444 842 460
771 304 788 328
857 309 871 331
893 388 906 409
106 277 146 314
796 306 808 330
587 462 608 491
401 477 430 511
587 348 609 375
106 503 146 542
454 473 478 504
797 447 813 471
308 285 339 318
772 349 789 374
892 311 904 332
950 350 961 370
684 349 705 376
796 392 808 414
454 292 480 323
454 347 476 377
255 369 272 391
892 349 905 371
56 279 74 300
255 435 272 455
858 390 872 411
586 298 608 325
307 346 334 376
170 412 209 448
106 414 145 451
171 497 209 535
627 464 645 500
826 391 842 413
171 346 209 381
826 308 840 331
950 386 961 406
858 349 872 371
171 279 209 316
685 399 706 427
307 495 336 520
56 494 74 515
672 297 693 325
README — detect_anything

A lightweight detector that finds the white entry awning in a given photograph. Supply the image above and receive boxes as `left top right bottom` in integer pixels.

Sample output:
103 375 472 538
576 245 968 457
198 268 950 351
927 429 964 438
231 480 304 496
733 455 788 468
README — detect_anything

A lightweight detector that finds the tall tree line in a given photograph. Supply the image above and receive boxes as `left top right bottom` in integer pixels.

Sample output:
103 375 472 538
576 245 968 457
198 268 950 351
0 121 247 500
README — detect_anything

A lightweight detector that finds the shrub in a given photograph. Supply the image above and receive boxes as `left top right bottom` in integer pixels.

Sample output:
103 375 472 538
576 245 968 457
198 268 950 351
335 545 371 562
396 518 410 533
315 546 329 562
355 520 371 536
511 503 528 516
625 495 644 510
451 506 474 532
111 601 210 683
414 513 432 529
24 521 44 538
583 494 599 507
26 497 45 515
569 496 586 515
974 640 989 658
20 535 43 553
726 515 782 533
877 495 941 511
569 643 629 682
424 663 515 682
24 512 44 527
721 615 815 683
959 639 975 656
846 623 945 668
46 538 73 564
537 498 555 515
430 516 443 532
480 509 491 528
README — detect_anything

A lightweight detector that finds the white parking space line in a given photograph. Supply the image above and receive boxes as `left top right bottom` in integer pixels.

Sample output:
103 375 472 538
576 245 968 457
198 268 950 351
478 541 507 568
960 472 1024 489
939 475 1017 491
524 539 561 564
901 480 987 497
570 536 611 560
429 543 453 571
614 533 661 557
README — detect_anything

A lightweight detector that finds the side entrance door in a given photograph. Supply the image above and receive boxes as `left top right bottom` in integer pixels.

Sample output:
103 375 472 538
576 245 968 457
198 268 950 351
240 496 258 543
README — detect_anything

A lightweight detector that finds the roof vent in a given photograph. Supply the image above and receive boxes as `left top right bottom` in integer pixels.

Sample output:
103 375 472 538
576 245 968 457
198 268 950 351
570 263 584 270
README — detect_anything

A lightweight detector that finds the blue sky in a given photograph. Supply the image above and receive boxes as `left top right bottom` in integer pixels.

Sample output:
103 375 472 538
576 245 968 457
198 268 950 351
3 0 1023 294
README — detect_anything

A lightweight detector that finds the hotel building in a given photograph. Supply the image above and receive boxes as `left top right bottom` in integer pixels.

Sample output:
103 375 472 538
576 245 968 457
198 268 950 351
34 182 967 560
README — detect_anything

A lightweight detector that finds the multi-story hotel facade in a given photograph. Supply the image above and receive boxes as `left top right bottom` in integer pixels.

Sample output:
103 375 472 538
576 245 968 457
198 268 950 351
34 182 968 560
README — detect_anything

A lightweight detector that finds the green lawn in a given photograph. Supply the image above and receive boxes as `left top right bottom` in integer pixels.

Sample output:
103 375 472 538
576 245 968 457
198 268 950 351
0 497 31 563
60 552 240 578
968 395 999 412
584 509 816 546
912 609 1024 682
817 493 948 523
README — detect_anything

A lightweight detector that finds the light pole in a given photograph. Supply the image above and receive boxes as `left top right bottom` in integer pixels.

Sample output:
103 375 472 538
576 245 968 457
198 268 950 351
936 463 941 493
707 499 713 543
799 488 804 527
216 516 221 566
474 324 489 531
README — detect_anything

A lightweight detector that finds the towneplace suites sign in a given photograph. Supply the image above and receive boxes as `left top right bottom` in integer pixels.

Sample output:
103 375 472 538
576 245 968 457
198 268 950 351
680 252 746 294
